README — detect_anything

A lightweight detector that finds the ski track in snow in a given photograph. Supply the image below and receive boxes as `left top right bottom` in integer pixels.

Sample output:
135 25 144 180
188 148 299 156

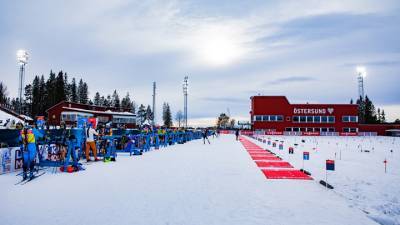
0 135 389 225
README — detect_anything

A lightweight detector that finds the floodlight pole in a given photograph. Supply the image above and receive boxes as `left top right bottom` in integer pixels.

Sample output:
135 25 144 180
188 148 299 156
17 50 28 115
18 64 24 114
152 82 156 127
183 76 188 128
356 67 366 99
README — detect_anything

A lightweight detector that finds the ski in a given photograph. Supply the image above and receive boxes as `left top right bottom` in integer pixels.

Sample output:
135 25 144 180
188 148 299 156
15 172 46 185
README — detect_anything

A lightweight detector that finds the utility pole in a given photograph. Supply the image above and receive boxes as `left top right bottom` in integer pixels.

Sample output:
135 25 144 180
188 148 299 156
183 76 188 128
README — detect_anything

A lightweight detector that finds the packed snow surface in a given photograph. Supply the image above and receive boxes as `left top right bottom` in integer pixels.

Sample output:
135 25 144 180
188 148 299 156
1 135 395 225
254 134 400 225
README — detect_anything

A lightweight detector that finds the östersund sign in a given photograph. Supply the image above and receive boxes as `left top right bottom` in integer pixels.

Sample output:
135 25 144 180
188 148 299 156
293 108 334 114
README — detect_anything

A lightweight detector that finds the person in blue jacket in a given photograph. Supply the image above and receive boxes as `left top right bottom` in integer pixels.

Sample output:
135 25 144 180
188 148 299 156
20 125 44 180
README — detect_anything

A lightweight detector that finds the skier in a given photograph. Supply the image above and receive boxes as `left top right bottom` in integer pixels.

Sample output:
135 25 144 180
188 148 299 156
203 128 210 145
61 123 80 172
85 123 99 162
103 123 116 162
235 129 240 141
20 125 44 180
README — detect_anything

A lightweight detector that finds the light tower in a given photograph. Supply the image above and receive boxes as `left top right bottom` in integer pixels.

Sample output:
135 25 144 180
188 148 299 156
356 66 366 99
152 82 156 127
17 50 29 114
183 76 189 128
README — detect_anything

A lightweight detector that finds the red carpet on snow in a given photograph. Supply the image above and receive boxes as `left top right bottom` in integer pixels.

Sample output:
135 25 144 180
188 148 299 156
251 156 282 161
255 161 293 168
239 137 312 180
261 170 313 180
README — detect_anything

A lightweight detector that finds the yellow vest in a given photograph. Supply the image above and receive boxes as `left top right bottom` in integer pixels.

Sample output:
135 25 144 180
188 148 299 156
20 129 35 144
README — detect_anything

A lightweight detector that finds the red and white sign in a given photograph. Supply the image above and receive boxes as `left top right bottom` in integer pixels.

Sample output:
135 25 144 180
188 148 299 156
265 131 283 135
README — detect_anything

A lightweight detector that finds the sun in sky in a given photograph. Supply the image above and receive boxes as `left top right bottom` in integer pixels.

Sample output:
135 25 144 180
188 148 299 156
190 24 248 67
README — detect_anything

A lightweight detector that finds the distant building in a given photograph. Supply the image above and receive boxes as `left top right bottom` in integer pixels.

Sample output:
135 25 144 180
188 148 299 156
46 101 136 128
250 96 400 136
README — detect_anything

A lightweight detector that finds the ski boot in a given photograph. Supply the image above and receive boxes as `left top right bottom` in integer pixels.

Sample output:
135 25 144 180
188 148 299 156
104 157 111 163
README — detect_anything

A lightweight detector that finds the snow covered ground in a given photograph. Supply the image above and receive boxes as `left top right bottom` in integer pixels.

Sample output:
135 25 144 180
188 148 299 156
252 134 400 225
0 135 387 225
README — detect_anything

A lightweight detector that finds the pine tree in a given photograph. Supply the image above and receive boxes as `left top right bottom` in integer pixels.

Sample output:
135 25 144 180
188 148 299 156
55 71 66 103
146 105 153 121
350 99 354 104
106 95 112 107
112 90 120 109
64 73 71 101
94 92 101 106
356 96 365 124
70 78 78 103
364 95 378 123
31 76 40 117
121 92 132 110
0 81 8 104
24 84 33 116
82 82 89 104
137 104 146 125
100 95 106 106
162 102 172 127
46 71 57 108
77 79 88 104
38 75 47 116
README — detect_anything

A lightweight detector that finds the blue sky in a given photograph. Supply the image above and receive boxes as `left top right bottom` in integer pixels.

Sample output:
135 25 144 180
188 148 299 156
0 0 399 125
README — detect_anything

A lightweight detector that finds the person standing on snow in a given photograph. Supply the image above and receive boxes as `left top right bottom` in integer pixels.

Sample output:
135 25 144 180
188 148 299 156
235 129 240 141
203 128 210 144
85 123 99 162
20 125 44 180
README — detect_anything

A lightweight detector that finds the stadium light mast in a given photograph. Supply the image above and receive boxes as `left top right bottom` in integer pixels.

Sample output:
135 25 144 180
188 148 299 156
183 76 189 128
17 50 28 114
152 81 156 127
356 66 366 99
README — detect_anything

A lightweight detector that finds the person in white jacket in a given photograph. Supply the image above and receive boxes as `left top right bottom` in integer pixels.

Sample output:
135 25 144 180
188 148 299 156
85 123 99 162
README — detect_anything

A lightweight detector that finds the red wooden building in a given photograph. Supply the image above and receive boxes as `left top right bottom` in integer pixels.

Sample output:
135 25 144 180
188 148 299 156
46 101 136 128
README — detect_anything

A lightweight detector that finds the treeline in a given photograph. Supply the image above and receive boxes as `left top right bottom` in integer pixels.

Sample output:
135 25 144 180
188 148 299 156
216 113 235 128
352 95 389 124
0 71 182 127
0 71 87 117
0 70 136 118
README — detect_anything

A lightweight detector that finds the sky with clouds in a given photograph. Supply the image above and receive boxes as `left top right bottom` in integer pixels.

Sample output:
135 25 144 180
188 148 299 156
0 0 399 126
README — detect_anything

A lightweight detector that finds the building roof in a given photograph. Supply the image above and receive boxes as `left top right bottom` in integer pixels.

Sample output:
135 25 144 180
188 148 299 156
251 95 356 106
62 107 136 117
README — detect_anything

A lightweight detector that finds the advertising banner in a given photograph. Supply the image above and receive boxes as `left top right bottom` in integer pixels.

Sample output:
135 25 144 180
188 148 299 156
265 131 283 135
0 147 23 175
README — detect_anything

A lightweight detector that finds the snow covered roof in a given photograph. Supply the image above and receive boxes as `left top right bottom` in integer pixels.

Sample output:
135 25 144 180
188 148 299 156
0 109 23 124
62 107 136 117
19 114 34 121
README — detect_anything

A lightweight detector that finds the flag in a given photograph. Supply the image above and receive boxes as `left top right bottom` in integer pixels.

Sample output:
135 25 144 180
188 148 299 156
326 160 335 171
